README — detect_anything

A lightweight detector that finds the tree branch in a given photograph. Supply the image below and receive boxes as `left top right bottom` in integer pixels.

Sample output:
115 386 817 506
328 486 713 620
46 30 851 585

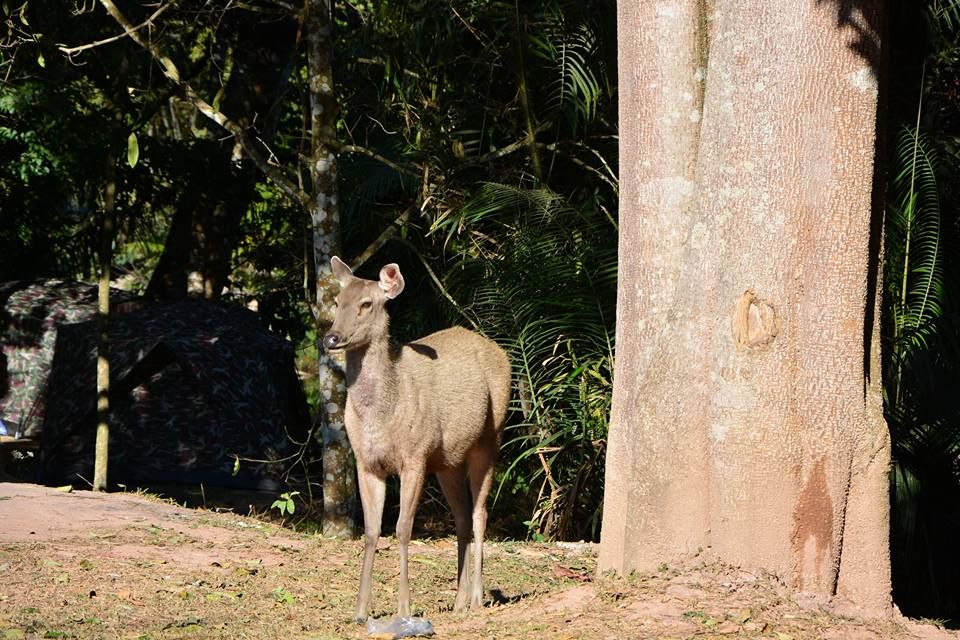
329 142 421 177
96 0 308 209
59 2 171 57
350 205 415 270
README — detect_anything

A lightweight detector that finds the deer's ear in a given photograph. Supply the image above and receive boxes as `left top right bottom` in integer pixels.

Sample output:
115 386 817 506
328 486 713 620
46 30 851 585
330 256 353 283
378 263 405 300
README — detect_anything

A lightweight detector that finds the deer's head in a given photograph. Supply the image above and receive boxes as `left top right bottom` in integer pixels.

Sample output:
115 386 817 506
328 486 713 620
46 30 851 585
323 256 405 351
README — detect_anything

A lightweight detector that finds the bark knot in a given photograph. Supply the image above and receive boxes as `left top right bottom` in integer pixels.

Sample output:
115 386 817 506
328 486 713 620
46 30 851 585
732 289 778 349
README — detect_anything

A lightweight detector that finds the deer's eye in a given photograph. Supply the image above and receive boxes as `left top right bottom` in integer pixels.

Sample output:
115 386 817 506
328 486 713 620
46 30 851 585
358 299 373 312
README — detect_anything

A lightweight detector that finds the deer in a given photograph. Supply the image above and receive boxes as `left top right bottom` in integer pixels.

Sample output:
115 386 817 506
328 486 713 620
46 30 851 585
323 256 512 622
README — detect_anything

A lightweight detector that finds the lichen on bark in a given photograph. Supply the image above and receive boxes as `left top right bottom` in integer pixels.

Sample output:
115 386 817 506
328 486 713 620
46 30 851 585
306 0 355 538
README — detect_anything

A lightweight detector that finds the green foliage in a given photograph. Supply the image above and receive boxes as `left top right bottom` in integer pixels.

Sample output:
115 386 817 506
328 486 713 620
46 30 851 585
0 79 109 278
435 183 616 541
271 491 301 517
528 11 604 133
884 0 960 619
887 127 945 371
270 587 295 605
333 0 617 541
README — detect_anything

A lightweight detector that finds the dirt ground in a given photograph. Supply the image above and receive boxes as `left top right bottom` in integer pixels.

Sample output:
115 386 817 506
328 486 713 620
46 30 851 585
0 483 956 640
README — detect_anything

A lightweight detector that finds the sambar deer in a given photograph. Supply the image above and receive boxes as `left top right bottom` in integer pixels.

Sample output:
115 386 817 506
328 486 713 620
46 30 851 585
323 256 511 621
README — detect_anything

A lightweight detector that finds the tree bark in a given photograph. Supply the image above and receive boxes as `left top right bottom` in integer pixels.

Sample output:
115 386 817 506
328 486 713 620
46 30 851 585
144 188 194 300
599 0 891 615
306 0 355 538
93 149 117 492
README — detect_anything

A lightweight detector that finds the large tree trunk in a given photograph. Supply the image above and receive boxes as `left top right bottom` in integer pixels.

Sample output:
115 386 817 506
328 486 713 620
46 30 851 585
306 0 355 538
599 0 891 615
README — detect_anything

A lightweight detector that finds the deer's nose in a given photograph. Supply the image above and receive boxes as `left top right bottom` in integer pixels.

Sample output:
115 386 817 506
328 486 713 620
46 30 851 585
323 332 343 350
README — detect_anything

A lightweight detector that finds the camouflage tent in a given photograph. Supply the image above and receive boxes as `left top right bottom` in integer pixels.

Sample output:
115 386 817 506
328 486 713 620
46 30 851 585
0 280 137 439
1 281 309 490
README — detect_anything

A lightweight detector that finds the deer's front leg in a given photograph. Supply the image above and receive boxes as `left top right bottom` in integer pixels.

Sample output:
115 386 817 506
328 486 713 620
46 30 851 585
355 467 386 623
396 465 427 617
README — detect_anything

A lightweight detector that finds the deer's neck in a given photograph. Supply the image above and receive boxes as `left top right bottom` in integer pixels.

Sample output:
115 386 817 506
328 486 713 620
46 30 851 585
345 335 398 412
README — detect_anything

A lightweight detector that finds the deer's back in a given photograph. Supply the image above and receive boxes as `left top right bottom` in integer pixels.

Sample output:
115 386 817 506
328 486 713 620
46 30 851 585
398 326 511 469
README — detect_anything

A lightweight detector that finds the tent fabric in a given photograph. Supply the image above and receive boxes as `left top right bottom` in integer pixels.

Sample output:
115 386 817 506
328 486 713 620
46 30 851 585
1 281 309 490
39 299 309 490
0 280 137 438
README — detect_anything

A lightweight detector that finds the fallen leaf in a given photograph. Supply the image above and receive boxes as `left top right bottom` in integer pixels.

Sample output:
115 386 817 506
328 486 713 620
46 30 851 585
115 591 145 606
553 565 592 582
162 617 202 631
410 557 439 567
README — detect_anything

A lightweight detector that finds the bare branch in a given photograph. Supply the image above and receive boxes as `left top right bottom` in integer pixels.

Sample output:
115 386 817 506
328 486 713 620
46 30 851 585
58 2 171 56
322 140 421 177
455 121 553 169
539 142 619 194
398 238 481 332
350 205 415 270
96 0 308 209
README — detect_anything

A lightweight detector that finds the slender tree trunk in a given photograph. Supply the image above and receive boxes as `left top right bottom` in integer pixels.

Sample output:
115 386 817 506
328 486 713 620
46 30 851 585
600 0 891 616
306 0 355 537
93 150 117 492
512 4 542 182
144 189 194 300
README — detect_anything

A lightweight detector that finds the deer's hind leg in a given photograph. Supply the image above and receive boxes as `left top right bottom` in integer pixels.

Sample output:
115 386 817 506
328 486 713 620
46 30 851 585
437 467 473 611
466 441 497 609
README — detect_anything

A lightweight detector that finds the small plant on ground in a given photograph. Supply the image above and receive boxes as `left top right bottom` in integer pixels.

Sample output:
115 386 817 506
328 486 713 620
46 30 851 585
271 491 300 517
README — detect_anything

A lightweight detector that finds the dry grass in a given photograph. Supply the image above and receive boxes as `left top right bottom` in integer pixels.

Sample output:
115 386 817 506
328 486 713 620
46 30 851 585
0 484 954 640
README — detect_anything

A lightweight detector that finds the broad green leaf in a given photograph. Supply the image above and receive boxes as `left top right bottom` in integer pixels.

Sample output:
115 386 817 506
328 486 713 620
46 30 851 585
127 132 139 168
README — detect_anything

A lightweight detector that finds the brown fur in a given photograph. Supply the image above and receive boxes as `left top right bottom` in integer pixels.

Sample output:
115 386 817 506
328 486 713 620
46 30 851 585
325 256 511 621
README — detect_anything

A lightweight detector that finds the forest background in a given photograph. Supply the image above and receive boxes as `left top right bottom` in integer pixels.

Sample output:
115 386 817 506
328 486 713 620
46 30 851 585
0 0 958 623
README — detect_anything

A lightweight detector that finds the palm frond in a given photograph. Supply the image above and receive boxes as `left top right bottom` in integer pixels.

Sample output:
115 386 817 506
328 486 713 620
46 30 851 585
528 18 602 132
439 181 614 541
887 126 945 357
928 0 960 32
